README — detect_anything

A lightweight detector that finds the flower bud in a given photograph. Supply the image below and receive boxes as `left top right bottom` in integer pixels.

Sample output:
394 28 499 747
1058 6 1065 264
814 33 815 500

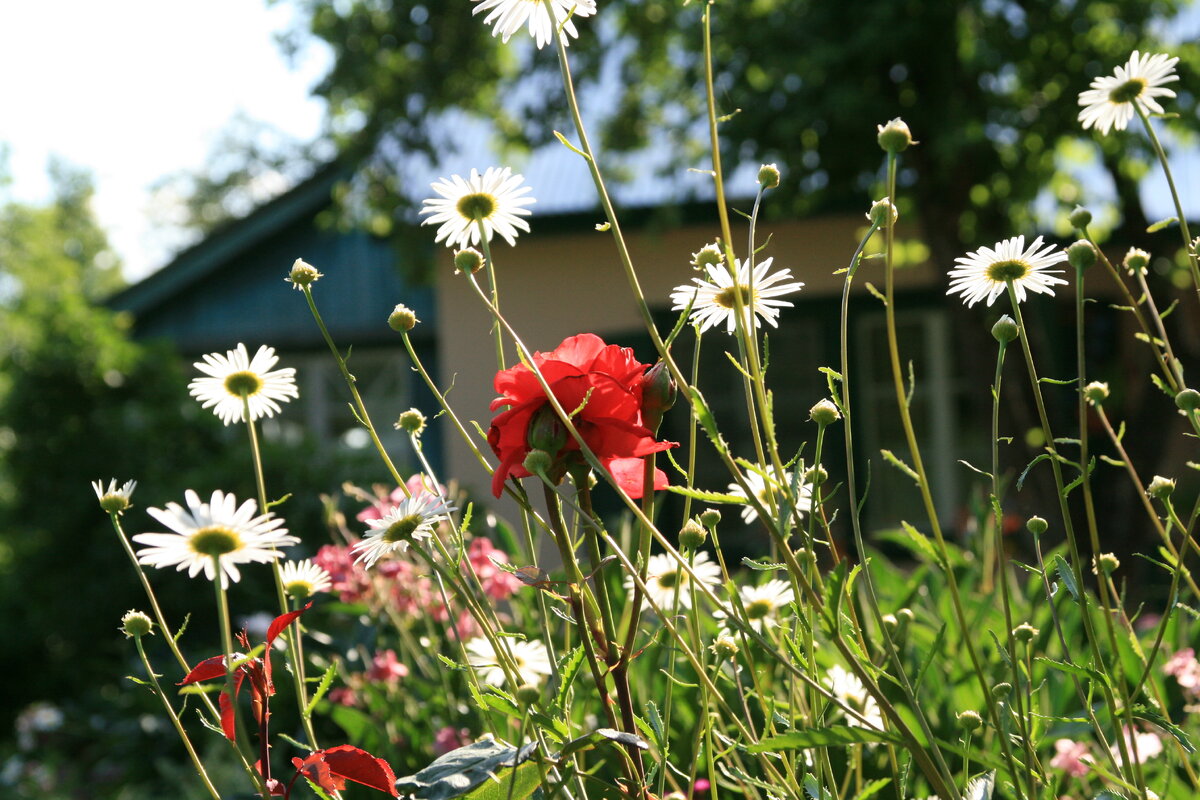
121 610 154 639
991 682 1013 700
454 248 484 275
1148 475 1175 500
796 548 817 571
1095 552 1120 576
395 408 427 436
1068 206 1092 230
991 315 1019 344
690 243 724 270
1067 240 1096 271
757 163 781 189
804 465 828 488
882 613 898 631
1013 622 1038 643
876 118 914 153
710 631 739 660
1083 381 1110 406
515 684 541 708
287 258 323 290
809 398 841 426
1175 388 1200 412
679 519 708 551
388 304 418 332
523 449 554 476
867 198 898 227
1123 248 1150 276
957 710 983 733
1026 516 1048 536
641 361 677 432
895 608 915 628
699 508 722 528
526 406 568 455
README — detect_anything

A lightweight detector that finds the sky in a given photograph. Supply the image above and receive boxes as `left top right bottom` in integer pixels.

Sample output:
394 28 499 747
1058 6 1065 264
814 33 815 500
0 0 331 280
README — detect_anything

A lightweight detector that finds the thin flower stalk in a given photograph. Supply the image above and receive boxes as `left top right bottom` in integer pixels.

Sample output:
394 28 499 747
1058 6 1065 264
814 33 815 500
1134 103 1200 301
474 218 507 370
212 555 258 780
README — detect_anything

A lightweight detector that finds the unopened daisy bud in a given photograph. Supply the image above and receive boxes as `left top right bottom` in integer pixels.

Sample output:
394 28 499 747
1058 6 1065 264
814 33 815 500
395 408 427 436
1026 516 1048 536
796 548 817 571
1095 552 1120 575
92 478 137 515
957 710 983 733
1068 206 1092 231
1067 240 1096 271
690 243 724 270
991 314 1019 344
809 398 841 426
515 684 541 708
876 118 914 153
699 508 722 528
1083 381 1110 406
803 465 828 488
642 361 677 432
523 449 555 476
895 607 915 628
526 406 568 455
867 198 898 227
1175 388 1200 412
287 258 323 290
757 163 781 189
388 304 418 332
121 610 154 639
882 613 899 631
679 519 708 551
710 632 739 660
991 681 1013 700
1013 622 1038 643
453 247 485 275
1123 247 1150 276
1148 475 1175 500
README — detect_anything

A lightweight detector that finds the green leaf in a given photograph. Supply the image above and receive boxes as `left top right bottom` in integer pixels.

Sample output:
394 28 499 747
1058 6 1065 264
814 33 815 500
552 130 590 160
1147 216 1178 233
552 645 584 713
742 556 785 571
304 663 338 717
864 282 887 305
1131 704 1195 753
880 449 919 483
1038 376 1077 385
747 726 902 751
853 778 892 800
1051 555 1080 602
664 485 745 503
1017 453 1053 491
1033 657 1107 686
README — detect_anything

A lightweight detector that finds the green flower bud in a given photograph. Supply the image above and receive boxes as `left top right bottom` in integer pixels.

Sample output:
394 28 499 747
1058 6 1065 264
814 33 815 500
526 406 568 455
882 613 899 631
454 248 484 275
803 465 828 488
991 682 1013 700
1095 553 1120 576
287 258 323 290
876 118 914 153
388 304 418 332
1083 381 1110 406
757 163 781 189
1067 240 1096 271
957 710 983 733
394 408 427 436
690 243 724 270
1013 622 1038 643
796 548 817 571
1123 248 1150 276
641 361 677 432
121 610 154 639
1026 516 1048 536
699 509 722 528
809 398 841 426
515 684 541 708
867 198 898 227
679 519 708 551
991 314 1019 344
1175 388 1200 412
1068 206 1092 231
523 449 555 476
710 632 739 660
1148 475 1175 500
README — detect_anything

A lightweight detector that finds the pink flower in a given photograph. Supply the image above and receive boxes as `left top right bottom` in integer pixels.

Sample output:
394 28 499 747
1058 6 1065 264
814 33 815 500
1164 647 1200 694
328 687 359 707
366 650 410 684
357 475 447 523
1050 738 1091 777
466 538 521 600
1112 726 1163 767
314 544 373 604
432 726 471 756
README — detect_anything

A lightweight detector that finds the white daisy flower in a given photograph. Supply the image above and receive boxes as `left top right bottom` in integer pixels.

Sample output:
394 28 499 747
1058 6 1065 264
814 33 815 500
670 257 804 334
624 551 722 611
419 167 535 250
465 636 553 687
134 490 298 589
471 0 597 49
353 493 456 568
92 478 137 514
946 235 1068 308
280 558 333 599
1078 50 1179 135
737 579 795 632
825 664 884 730
188 343 298 426
728 466 812 525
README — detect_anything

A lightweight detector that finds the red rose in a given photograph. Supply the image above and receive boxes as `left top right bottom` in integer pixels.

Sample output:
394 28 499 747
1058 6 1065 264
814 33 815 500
487 333 676 498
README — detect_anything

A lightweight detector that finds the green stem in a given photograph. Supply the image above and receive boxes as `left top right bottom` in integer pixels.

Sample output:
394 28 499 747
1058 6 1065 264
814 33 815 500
475 219 507 370
1135 103 1200 303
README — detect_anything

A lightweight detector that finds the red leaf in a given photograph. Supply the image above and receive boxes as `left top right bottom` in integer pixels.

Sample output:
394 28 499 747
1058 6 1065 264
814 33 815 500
215 671 247 741
295 745 398 796
266 601 313 649
178 655 228 685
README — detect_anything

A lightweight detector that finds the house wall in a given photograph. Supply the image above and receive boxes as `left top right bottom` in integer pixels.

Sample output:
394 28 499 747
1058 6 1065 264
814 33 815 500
433 213 942 499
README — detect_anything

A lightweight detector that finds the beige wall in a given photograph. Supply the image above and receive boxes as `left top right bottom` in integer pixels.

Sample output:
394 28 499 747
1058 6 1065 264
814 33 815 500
433 213 939 497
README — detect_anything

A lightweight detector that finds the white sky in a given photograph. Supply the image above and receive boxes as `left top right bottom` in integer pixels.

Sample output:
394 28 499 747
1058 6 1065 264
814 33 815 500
0 0 330 280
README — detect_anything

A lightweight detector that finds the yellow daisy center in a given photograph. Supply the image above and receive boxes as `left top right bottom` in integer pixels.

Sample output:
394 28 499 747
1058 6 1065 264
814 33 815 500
224 370 263 397
656 569 682 589
1109 77 1147 104
190 526 243 557
285 580 313 599
985 259 1029 283
99 494 130 514
745 598 774 620
383 514 423 543
715 284 754 309
457 192 497 221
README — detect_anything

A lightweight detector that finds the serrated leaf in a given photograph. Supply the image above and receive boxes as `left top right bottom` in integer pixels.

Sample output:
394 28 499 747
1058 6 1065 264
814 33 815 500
1052 555 1080 602
742 556 785 571
853 778 892 800
305 662 338 717
664 485 746 503
880 449 919 483
1039 376 1076 385
1017 453 1053 491
749 726 901 752
1131 704 1195 753
552 645 583 712
1033 657 1107 686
